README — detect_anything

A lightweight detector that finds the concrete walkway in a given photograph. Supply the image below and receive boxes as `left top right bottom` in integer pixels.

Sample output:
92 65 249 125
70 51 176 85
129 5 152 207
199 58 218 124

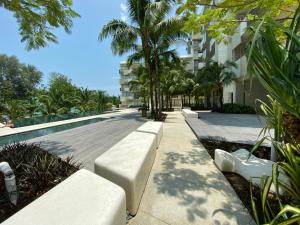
129 111 255 225
186 111 270 146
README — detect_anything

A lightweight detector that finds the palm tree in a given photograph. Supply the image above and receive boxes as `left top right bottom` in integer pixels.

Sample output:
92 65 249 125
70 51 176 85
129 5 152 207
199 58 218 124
148 3 186 113
197 60 237 110
128 65 149 106
76 87 92 112
99 0 181 116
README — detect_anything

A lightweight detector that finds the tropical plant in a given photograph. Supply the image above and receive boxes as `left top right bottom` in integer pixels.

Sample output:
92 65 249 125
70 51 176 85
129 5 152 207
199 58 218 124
128 65 149 106
196 60 237 110
0 0 80 50
248 6 300 143
250 143 300 225
248 5 300 224
0 142 80 222
176 0 297 42
99 0 184 117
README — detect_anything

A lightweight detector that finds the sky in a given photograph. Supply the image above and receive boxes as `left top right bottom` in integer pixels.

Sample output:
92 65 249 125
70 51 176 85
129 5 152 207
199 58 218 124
0 1 187 96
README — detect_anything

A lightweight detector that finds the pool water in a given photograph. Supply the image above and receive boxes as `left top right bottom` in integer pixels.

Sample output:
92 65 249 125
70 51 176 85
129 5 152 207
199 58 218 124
13 111 109 128
0 117 107 146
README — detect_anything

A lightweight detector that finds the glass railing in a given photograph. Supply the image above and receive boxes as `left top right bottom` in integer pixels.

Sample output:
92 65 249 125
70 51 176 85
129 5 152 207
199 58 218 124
13 110 111 128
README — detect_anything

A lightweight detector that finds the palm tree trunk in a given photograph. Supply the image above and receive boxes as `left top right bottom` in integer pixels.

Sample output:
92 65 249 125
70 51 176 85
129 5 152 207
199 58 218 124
141 33 154 115
154 50 162 115
161 92 164 110
170 95 172 109
166 93 169 111
219 86 223 111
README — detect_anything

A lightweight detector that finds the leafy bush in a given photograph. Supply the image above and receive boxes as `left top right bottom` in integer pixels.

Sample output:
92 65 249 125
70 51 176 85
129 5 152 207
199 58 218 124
214 103 256 114
0 142 80 222
190 103 212 110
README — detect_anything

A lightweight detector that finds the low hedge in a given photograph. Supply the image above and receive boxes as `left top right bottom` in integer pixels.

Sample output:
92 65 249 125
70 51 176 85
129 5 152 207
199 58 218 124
214 103 256 114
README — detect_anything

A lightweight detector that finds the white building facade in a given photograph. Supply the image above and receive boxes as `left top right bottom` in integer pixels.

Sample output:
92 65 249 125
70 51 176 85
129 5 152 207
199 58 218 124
119 62 143 108
189 17 267 108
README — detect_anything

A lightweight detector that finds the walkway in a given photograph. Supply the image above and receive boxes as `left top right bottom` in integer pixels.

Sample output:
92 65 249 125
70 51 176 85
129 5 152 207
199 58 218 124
186 111 270 146
29 112 146 171
129 111 255 225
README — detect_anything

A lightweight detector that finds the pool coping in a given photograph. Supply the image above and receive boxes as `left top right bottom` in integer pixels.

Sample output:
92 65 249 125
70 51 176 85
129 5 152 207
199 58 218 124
0 109 133 138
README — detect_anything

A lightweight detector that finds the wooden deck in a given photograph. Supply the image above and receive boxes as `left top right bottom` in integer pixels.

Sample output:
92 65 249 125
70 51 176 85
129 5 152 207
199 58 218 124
30 112 146 171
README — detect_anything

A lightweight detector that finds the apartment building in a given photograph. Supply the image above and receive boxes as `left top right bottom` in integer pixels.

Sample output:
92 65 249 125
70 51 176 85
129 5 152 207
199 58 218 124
189 17 268 108
119 61 142 108
119 55 193 108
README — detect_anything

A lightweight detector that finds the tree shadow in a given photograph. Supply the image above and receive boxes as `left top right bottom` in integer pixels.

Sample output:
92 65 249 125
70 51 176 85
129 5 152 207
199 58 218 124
153 147 255 224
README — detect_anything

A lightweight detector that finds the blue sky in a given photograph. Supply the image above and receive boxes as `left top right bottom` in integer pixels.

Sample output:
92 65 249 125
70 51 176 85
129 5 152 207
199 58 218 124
0 1 186 96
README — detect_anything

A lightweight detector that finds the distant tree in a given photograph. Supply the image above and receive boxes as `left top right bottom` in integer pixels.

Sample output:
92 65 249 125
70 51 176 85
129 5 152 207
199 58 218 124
48 72 77 111
0 0 80 50
0 54 42 102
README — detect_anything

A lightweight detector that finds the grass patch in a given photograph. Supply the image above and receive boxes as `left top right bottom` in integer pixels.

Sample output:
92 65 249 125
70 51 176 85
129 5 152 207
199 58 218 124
0 142 80 222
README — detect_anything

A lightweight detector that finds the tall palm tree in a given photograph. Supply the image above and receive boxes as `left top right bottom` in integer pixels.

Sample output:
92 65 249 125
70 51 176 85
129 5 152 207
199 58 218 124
99 0 181 116
148 2 186 113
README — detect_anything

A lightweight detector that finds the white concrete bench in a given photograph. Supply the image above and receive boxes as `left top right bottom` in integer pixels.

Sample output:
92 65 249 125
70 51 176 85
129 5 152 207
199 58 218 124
94 131 156 215
136 121 163 148
182 109 198 118
214 149 289 193
2 169 126 225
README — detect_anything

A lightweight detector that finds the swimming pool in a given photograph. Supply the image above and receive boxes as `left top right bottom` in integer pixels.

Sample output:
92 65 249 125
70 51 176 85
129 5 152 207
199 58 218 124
13 111 110 127
0 117 107 146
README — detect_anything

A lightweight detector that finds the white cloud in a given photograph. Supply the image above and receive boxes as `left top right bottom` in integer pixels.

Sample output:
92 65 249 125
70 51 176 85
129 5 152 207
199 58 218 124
120 2 128 22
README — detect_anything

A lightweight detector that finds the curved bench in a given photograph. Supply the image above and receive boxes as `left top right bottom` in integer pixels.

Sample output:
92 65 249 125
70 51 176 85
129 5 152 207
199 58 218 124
182 109 198 119
94 131 156 215
214 149 289 193
136 121 163 148
3 169 126 225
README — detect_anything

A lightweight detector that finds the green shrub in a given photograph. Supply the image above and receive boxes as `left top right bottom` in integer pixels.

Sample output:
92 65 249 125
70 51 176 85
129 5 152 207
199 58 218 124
221 103 256 114
0 142 80 222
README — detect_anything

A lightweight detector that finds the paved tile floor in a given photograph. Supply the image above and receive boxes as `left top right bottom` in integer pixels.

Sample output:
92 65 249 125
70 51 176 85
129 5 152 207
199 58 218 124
129 111 255 225
186 111 270 146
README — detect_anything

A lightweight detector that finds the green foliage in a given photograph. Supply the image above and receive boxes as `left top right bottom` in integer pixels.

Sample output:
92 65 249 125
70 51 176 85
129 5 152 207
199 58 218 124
0 0 80 50
0 54 42 101
247 15 300 119
176 0 298 42
196 60 237 109
128 65 149 105
248 7 300 224
218 103 255 114
100 0 186 115
251 143 300 225
0 142 80 222
0 54 119 121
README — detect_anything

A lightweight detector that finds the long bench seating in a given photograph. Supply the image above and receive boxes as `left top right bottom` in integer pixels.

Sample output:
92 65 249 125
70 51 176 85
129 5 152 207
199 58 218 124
94 131 156 215
136 121 163 148
2 169 126 225
182 109 198 119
